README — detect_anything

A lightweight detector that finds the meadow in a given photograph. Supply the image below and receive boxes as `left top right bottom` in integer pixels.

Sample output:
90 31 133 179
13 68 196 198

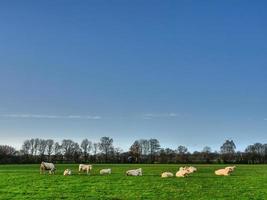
0 164 266 200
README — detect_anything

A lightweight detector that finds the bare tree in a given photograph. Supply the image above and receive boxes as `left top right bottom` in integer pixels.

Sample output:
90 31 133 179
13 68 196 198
33 138 40 156
61 139 81 161
202 146 212 163
99 137 113 162
220 140 236 163
46 139 54 161
0 145 16 156
38 139 47 156
129 140 142 163
92 143 98 155
29 138 35 155
176 145 188 163
80 139 92 162
21 140 31 155
149 139 160 163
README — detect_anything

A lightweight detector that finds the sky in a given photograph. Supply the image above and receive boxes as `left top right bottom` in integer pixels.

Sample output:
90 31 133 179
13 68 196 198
0 0 267 152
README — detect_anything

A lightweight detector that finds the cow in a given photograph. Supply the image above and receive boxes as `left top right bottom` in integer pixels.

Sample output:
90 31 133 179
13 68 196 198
161 172 174 178
63 169 72 176
126 168 142 176
175 168 191 177
225 166 236 172
40 162 56 174
100 168 111 175
215 167 232 176
78 164 92 174
179 166 197 174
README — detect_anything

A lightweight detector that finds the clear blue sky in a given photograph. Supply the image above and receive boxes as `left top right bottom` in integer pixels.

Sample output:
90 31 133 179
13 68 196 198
0 0 266 151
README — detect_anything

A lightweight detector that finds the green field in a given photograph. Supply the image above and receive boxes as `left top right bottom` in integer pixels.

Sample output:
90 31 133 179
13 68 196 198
0 164 267 200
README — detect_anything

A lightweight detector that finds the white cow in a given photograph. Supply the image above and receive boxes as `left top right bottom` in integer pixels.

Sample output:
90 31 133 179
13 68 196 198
126 168 142 176
63 169 72 176
179 166 197 174
225 166 236 172
79 164 92 174
215 168 232 176
176 168 190 177
40 162 56 174
161 172 174 178
100 168 111 175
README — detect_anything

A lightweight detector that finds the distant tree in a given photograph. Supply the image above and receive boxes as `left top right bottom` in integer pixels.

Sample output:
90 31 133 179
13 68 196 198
21 140 31 155
38 139 47 159
92 142 98 162
220 140 236 163
54 142 61 155
0 145 16 156
149 139 160 163
140 139 150 156
33 138 40 156
80 139 92 162
176 145 189 163
92 143 98 155
202 146 212 163
99 137 114 162
129 140 142 163
61 139 79 160
46 139 54 160
29 138 35 155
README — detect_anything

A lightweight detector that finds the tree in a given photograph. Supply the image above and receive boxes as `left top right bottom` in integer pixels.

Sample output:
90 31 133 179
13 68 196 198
33 138 40 156
38 139 47 158
0 145 16 156
29 138 35 155
98 137 113 162
176 145 188 163
81 139 92 162
46 139 54 160
202 146 212 163
129 140 142 163
21 140 31 155
61 139 79 160
220 140 236 163
148 139 160 163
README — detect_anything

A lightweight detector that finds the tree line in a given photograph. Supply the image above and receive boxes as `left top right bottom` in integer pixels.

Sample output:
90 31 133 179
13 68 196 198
0 137 267 164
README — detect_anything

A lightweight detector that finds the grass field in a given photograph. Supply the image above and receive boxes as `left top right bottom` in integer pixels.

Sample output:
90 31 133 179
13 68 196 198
0 164 267 200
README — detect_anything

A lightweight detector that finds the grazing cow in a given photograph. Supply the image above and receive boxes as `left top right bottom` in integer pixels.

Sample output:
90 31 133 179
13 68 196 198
176 168 190 177
40 162 56 174
63 169 72 176
161 172 174 178
78 164 92 174
100 168 111 175
126 168 142 176
215 168 232 176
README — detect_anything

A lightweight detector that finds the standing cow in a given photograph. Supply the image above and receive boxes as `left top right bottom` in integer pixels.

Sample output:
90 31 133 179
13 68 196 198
78 164 92 174
40 162 56 174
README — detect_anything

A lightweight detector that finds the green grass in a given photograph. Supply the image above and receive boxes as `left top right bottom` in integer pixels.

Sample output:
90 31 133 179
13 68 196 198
0 164 267 199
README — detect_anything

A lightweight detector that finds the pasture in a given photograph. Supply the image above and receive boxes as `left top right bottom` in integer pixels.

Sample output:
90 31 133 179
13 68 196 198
0 164 266 199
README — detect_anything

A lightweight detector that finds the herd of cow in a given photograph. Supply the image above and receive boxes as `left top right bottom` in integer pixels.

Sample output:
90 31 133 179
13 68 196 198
40 162 236 177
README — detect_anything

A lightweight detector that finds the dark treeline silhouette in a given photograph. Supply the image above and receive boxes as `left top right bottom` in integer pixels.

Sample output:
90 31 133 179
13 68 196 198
1 137 267 164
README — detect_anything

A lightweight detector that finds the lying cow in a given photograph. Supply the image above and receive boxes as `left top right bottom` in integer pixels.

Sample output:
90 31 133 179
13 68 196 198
179 166 197 174
225 166 236 172
40 162 56 174
63 169 72 176
161 172 174 178
100 168 111 175
126 168 142 176
78 164 92 174
215 167 232 176
176 168 190 177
